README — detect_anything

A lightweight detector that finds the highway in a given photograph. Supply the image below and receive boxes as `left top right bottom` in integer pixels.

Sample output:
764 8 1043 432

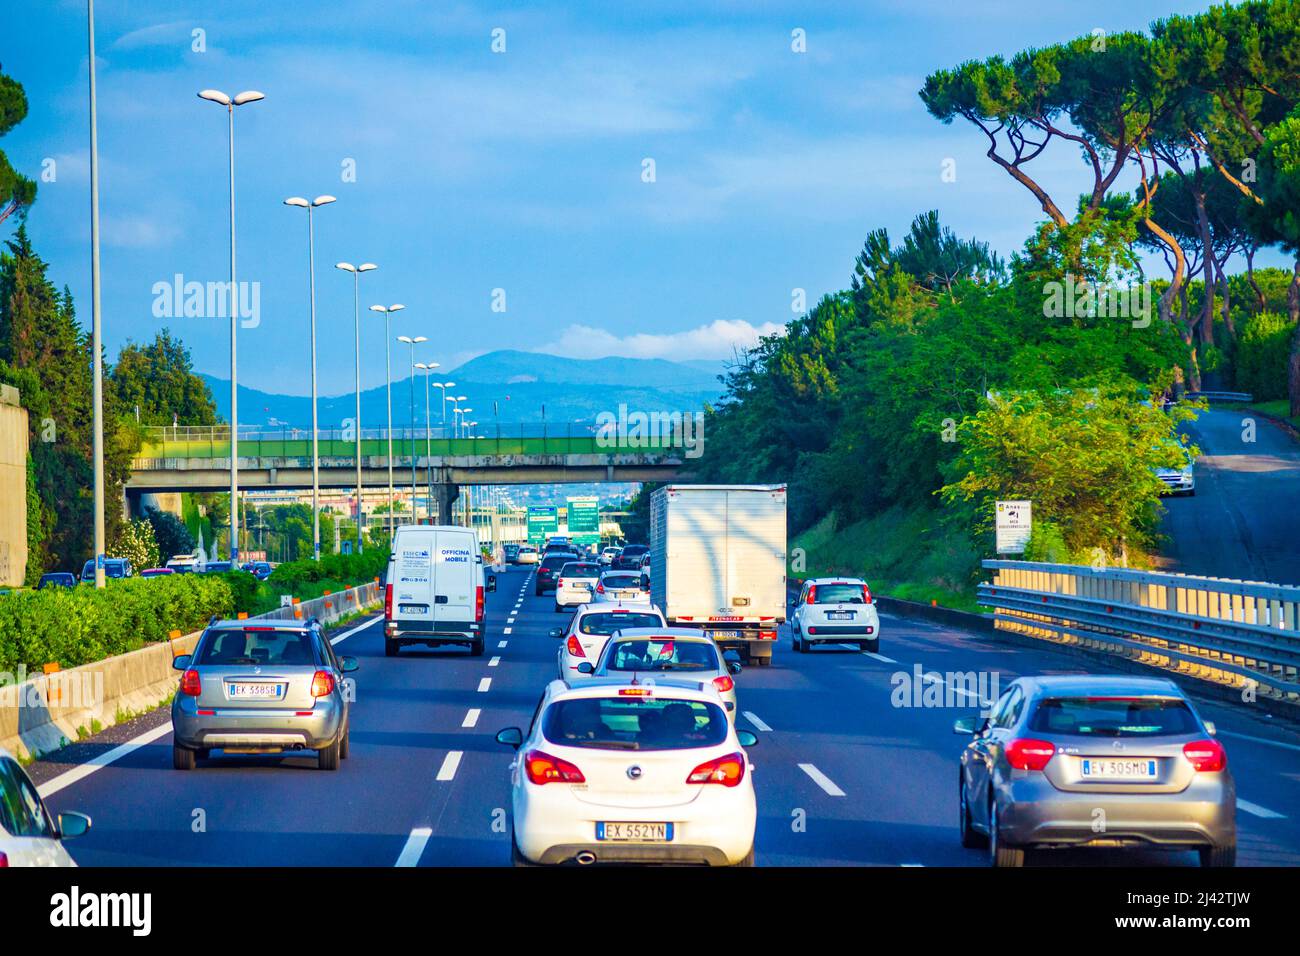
1160 407 1300 586
28 565 1300 867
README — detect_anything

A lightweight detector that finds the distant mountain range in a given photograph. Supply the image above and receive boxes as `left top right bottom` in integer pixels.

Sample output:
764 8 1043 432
201 350 727 431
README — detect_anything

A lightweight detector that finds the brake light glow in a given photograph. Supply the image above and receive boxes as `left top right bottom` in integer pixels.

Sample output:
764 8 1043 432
566 635 585 658
1183 739 1227 772
0 851 7 867
1006 738 1056 771
862 585 873 604
807 585 816 604
310 670 335 698
712 675 734 693
475 585 484 622
180 669 201 696
524 749 585 785
619 687 652 696
687 752 746 787
595 583 605 594
759 630 777 640
557 578 566 589
384 583 393 619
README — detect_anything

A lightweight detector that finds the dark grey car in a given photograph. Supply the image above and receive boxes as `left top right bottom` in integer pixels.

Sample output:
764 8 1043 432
171 619 358 771
955 675 1235 867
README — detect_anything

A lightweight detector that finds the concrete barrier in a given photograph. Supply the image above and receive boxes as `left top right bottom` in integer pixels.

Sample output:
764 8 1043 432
0 581 381 761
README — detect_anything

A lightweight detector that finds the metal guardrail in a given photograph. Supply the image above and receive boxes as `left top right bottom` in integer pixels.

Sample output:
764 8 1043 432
1184 390 1253 403
254 580 381 626
978 560 1300 701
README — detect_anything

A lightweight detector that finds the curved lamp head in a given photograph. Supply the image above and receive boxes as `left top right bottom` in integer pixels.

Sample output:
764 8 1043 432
233 91 265 106
336 262 356 272
198 89 232 106
358 263 378 272
284 197 309 208
313 195 337 207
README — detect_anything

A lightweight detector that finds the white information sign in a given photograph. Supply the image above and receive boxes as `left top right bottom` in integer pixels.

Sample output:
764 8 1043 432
995 500 1032 554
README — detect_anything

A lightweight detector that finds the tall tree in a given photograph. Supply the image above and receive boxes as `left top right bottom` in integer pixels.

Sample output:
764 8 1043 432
0 65 36 226
110 329 220 426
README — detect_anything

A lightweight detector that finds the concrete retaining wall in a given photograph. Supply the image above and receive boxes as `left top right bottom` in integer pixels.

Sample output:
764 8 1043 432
0 385 29 587
0 580 381 761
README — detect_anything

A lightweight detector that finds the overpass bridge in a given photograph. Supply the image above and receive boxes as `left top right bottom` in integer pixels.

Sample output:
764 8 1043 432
126 424 696 518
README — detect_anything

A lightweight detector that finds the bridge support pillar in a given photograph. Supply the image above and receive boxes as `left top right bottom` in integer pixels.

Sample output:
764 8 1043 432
433 483 460 525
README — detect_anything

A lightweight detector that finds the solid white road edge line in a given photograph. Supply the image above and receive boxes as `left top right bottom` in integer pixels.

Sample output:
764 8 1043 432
37 722 172 799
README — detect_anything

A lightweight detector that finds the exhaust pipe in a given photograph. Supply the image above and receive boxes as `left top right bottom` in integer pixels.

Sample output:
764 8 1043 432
574 851 597 866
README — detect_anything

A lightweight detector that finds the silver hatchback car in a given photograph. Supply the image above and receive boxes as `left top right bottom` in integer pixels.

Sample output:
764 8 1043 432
955 675 1235 867
171 618 358 771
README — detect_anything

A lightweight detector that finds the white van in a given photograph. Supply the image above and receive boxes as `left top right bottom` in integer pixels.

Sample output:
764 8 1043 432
384 525 497 657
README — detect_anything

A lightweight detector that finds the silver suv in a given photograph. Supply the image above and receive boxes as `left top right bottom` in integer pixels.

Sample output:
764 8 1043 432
171 618 358 771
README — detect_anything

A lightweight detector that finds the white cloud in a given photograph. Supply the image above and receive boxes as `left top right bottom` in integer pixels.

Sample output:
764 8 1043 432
537 319 785 361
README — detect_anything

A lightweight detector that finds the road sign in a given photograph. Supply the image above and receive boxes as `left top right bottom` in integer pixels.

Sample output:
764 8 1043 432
527 506 558 543
566 496 600 545
995 500 1032 554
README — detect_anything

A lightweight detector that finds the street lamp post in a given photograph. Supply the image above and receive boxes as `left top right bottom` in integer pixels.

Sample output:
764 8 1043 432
397 335 427 521
336 261 377 549
87 0 106 588
414 364 441 521
431 380 455 436
283 195 337 561
369 304 406 533
199 87 264 562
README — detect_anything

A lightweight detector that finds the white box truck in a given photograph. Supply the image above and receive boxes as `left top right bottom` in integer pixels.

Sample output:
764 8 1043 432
649 484 787 666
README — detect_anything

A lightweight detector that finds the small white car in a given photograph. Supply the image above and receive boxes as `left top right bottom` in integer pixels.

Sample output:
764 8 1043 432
552 604 667 680
554 560 603 612
593 570 650 605
517 545 539 565
599 547 620 566
790 577 880 653
496 680 758 866
0 748 93 866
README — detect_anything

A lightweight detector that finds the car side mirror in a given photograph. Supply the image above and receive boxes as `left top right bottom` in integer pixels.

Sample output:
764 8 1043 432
952 715 980 735
548 628 563 639
486 575 497 593
496 727 523 750
736 730 759 747
1204 720 1216 736
58 811 92 839
172 654 191 671
340 656 359 673
728 661 742 676
577 662 595 674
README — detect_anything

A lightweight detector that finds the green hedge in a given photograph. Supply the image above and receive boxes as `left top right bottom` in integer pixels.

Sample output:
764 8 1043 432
1235 312 1295 402
0 575 236 673
267 551 387 590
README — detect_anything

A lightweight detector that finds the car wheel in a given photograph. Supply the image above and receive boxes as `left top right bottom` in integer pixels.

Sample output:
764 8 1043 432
470 636 485 656
959 777 985 848
511 830 538 867
172 744 195 771
555 604 564 613
755 655 772 667
791 627 802 652
1199 844 1235 867
860 638 879 654
989 802 1024 867
318 736 341 771
196 748 211 761
732 846 756 867
535 587 543 597
339 724 350 760
384 638 398 657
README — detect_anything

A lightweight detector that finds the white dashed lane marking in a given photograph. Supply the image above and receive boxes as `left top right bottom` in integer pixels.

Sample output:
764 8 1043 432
488 656 501 667
462 709 481 728
395 827 432 867
1238 799 1285 819
477 678 492 693
742 711 772 732
436 751 463 781
798 763 846 797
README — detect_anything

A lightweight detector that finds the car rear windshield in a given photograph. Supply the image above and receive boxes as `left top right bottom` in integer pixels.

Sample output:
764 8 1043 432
541 555 576 570
542 697 728 751
605 639 719 672
1028 697 1200 737
602 574 642 588
621 545 649 556
811 583 867 604
579 612 663 635
196 628 320 667
560 563 600 577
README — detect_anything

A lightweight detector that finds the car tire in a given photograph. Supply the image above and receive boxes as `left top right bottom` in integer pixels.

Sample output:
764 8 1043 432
470 636 485 657
959 777 985 848
989 804 1024 868
555 604 564 613
732 846 756 867
318 736 341 771
1199 844 1235 867
791 628 803 653
384 637 398 657
172 744 195 771
755 655 772 667
196 748 211 761
860 638 879 654
511 831 538 867
339 724 350 760
535 586 543 597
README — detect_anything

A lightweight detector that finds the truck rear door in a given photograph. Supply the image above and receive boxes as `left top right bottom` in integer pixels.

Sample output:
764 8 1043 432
432 529 476 627
392 528 437 627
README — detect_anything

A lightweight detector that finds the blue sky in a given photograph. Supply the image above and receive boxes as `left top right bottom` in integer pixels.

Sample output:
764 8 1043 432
4 0 1250 397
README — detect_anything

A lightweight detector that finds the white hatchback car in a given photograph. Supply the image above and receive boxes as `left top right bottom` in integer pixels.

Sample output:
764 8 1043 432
593 570 650 605
599 547 619 566
0 748 93 866
551 604 667 680
790 578 881 653
554 560 603 612
497 680 758 866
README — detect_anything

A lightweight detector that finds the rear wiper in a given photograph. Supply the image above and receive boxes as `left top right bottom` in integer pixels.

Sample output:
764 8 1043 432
222 657 262 665
588 740 640 750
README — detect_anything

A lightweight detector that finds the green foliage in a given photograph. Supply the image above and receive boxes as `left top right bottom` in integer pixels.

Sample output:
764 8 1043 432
0 575 235 673
0 66 36 225
112 518 160 571
110 329 219 426
144 507 195 561
267 550 387 591
1236 312 1296 400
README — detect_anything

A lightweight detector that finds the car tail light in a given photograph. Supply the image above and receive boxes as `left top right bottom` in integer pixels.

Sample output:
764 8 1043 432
1183 739 1226 772
0 851 7 867
566 635 585 658
557 578 566 589
524 749 586 785
862 584 873 604
475 585 484 621
1006 738 1055 771
687 752 746 787
595 583 605 594
179 668 202 696
712 674 734 693
384 583 393 619
311 670 335 698
807 585 817 604
759 630 777 640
